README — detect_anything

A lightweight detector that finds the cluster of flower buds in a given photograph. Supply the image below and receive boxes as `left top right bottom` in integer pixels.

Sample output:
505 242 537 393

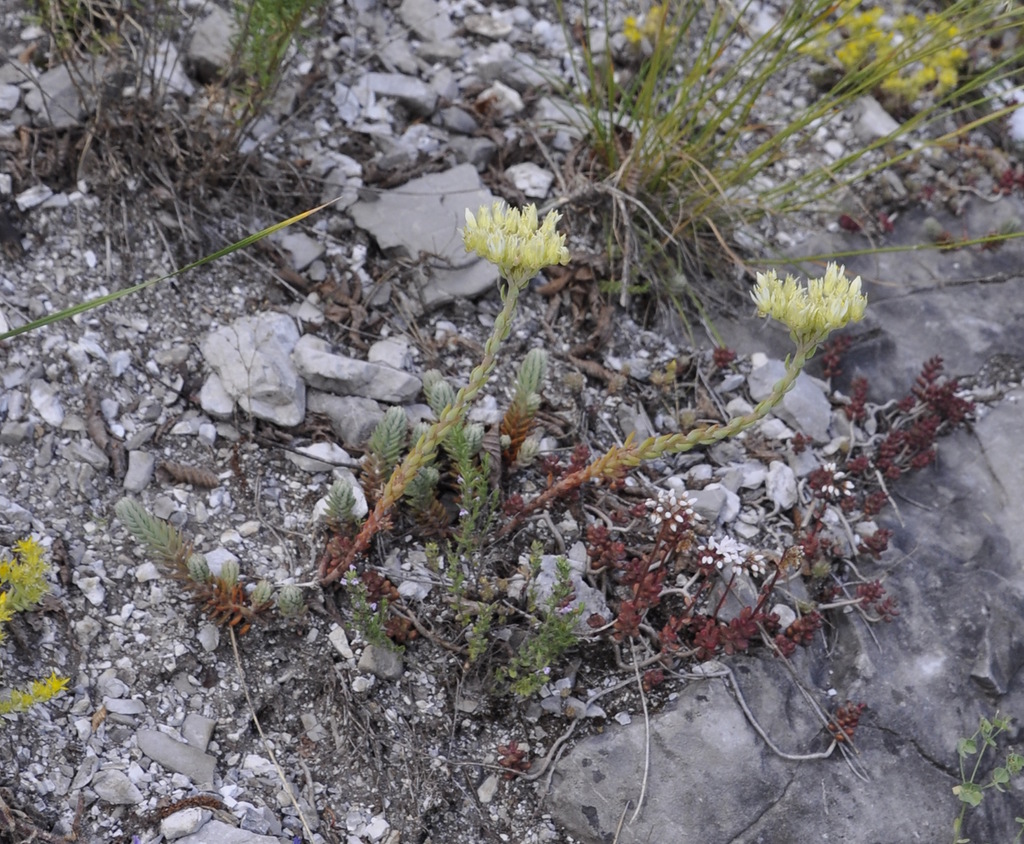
751 262 867 346
646 488 701 532
809 461 855 501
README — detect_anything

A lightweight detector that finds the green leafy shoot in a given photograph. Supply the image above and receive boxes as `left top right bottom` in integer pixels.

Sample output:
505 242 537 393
114 498 188 566
499 555 583 697
952 713 1024 843
368 406 410 473
323 479 359 531
344 570 399 653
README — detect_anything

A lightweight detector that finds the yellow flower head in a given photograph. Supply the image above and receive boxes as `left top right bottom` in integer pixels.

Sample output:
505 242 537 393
752 263 867 345
462 201 570 287
624 16 642 44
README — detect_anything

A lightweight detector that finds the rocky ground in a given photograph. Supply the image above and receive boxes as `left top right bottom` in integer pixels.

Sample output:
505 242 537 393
1 1 1024 843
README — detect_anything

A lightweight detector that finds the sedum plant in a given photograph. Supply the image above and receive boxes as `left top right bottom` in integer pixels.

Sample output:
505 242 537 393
316 202 869 693
115 499 276 635
0 538 69 717
319 202 571 586
503 260 866 526
501 348 548 467
801 1 970 109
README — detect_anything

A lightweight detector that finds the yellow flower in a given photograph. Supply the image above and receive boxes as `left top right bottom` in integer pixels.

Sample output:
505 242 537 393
0 671 69 715
462 202 570 287
0 536 48 612
752 263 867 345
936 66 958 92
624 16 642 44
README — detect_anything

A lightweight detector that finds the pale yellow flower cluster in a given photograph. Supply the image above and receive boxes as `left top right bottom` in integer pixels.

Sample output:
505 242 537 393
752 262 867 345
462 202 570 287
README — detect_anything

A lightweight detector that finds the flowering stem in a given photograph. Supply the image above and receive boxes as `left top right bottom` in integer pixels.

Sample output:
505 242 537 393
502 342 816 534
320 279 525 586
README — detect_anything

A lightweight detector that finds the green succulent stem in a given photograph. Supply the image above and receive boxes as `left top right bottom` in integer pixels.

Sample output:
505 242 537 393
502 342 815 532
321 276 527 586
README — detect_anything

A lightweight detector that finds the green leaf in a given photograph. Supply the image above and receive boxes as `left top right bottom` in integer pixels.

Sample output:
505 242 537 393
1008 753 1024 775
958 738 978 757
992 767 1011 785
955 782 985 808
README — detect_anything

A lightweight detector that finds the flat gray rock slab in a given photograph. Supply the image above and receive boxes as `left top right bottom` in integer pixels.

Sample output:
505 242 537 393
137 729 216 786
174 819 280 844
349 163 499 307
399 0 456 42
201 312 305 427
292 334 422 402
747 357 831 441
90 769 143 805
23 63 89 128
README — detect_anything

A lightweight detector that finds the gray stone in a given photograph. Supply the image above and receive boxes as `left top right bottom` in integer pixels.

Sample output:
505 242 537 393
415 39 463 63
747 358 832 442
449 136 499 170
292 334 421 403
15 184 53 211
199 373 236 419
764 460 797 510
66 439 109 471
182 713 217 751
0 420 33 444
399 0 456 42
367 336 412 370
137 729 216 785
379 38 420 75
187 6 239 83
439 106 479 135
964 388 1024 694
329 625 355 660
75 575 106 607
274 231 324 271
161 807 211 840
476 81 525 121
358 643 404 681
22 63 89 128
102 697 146 716
123 450 156 492
505 162 554 198
464 13 514 40
29 379 63 426
201 312 305 427
196 623 220 653
174 819 280 844
362 72 438 118
306 390 383 447
0 83 19 113
533 546 609 631
285 441 354 472
141 40 195 98
349 164 498 307
851 94 901 142
90 769 143 805
550 667 802 843
689 484 739 524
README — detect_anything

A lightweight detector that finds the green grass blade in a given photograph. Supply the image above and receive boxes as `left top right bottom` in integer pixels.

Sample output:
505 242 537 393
0 197 340 342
